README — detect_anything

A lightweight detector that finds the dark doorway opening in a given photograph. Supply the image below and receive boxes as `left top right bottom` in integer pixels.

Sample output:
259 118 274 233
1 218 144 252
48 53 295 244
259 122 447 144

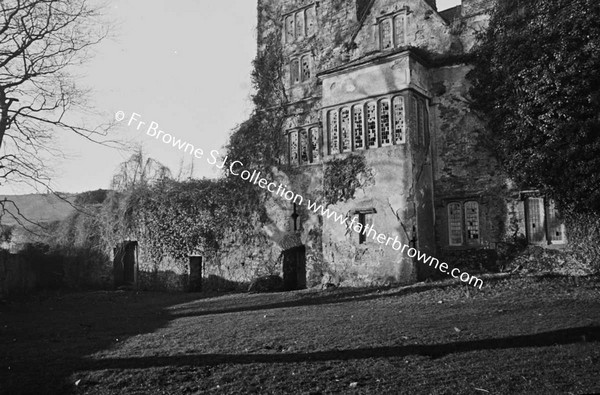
188 256 202 292
282 245 306 291
114 241 137 287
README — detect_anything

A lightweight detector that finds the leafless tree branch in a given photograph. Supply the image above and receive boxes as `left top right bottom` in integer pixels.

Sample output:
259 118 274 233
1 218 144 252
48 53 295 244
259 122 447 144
0 0 119 226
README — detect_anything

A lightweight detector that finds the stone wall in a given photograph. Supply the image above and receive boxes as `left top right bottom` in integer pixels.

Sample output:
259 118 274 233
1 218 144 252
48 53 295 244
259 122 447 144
245 0 508 287
135 228 281 292
352 0 453 59
429 62 512 257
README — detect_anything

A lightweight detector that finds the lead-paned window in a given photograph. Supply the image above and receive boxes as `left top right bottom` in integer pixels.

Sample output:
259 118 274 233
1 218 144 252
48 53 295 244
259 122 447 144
310 127 320 163
284 5 316 45
379 99 392 146
286 15 295 43
380 19 393 50
286 127 320 166
393 96 405 144
448 202 464 246
306 6 316 36
448 200 482 247
291 59 300 85
394 14 405 46
353 105 365 149
329 110 340 154
290 131 299 165
282 133 290 164
301 55 311 81
341 107 351 152
464 201 480 245
366 101 377 148
379 11 408 50
300 129 309 164
296 11 305 39
325 94 426 154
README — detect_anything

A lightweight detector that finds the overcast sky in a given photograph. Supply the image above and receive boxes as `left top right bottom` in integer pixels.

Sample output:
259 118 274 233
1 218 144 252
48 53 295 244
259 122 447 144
0 0 461 195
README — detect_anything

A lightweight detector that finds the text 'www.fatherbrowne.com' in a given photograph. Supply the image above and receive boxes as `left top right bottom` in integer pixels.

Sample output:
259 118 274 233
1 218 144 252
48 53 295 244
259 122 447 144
116 111 484 289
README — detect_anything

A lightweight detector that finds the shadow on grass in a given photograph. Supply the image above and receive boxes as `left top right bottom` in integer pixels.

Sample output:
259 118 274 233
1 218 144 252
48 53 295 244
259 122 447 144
169 274 600 320
0 290 219 395
79 325 600 370
2 275 592 394
2 281 449 395
167 280 477 319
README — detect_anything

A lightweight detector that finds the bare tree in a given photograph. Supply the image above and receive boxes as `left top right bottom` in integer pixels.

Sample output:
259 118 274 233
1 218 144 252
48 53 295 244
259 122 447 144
0 0 113 223
111 148 172 192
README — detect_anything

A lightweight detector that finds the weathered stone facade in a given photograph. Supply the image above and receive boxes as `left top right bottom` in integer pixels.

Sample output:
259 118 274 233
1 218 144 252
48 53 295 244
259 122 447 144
123 0 568 292
252 0 567 288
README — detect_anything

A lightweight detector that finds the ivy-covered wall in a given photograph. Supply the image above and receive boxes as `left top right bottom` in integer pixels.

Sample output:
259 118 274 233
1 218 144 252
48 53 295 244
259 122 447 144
251 0 488 286
120 0 510 289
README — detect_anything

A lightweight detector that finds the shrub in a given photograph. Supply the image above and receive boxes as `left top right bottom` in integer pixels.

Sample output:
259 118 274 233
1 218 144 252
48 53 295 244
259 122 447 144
564 211 600 274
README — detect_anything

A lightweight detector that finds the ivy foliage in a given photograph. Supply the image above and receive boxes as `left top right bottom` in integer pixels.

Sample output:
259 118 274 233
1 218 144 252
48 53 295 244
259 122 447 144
113 25 290 264
123 177 267 262
225 23 287 175
53 15 291 269
136 21 290 261
469 0 600 214
323 154 374 206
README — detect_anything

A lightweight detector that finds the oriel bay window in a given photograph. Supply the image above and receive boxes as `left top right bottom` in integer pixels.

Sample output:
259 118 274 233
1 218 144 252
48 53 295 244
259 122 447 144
325 92 425 155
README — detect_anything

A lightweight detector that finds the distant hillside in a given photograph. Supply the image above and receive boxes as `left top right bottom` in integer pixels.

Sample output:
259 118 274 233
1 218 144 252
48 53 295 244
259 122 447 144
0 194 77 226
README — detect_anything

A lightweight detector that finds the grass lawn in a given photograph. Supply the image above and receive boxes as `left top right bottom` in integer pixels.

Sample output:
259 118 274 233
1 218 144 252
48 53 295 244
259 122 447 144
1 275 599 394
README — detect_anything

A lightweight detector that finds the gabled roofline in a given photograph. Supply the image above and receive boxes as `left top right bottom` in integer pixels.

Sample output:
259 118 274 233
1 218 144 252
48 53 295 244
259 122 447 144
348 0 459 47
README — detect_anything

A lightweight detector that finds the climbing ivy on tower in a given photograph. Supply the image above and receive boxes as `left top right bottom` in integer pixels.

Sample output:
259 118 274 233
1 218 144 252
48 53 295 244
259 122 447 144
323 154 374 206
226 5 288 176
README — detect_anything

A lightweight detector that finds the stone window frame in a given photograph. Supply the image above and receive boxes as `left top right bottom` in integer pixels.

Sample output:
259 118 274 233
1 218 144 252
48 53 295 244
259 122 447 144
289 53 313 86
520 192 567 246
283 3 318 44
446 199 482 247
377 9 408 51
285 124 321 166
324 92 414 156
349 207 377 245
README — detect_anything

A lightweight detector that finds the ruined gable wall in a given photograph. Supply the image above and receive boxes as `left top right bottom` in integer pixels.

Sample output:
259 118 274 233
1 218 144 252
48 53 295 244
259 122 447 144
352 0 453 59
